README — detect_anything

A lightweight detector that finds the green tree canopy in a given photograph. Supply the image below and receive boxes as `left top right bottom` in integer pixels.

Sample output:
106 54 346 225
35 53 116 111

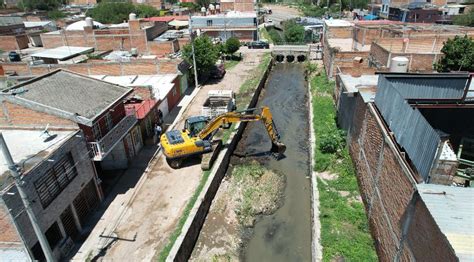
182 36 219 79
87 2 161 24
268 28 283 44
225 37 240 54
435 35 474 72
284 20 305 44
17 0 66 11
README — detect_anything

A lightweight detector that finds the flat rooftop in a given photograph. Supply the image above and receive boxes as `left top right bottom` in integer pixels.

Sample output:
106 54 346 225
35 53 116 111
417 183 474 261
340 74 379 103
92 74 178 101
0 129 77 190
193 11 257 18
32 46 94 60
328 38 371 52
324 19 353 27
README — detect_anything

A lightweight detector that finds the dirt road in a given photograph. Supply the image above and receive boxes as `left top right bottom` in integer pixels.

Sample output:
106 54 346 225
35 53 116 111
72 48 269 261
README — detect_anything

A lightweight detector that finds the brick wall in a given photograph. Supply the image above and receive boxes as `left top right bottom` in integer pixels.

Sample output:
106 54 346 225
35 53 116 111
0 36 21 51
326 26 353 39
69 0 97 4
148 41 176 57
0 101 77 129
1 59 180 76
369 42 391 69
166 76 181 110
348 98 458 261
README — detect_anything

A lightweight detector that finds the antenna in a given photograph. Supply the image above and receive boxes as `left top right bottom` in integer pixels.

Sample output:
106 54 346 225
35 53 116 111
40 124 57 142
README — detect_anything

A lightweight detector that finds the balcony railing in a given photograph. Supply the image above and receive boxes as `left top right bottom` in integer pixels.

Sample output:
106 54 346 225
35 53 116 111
89 114 138 161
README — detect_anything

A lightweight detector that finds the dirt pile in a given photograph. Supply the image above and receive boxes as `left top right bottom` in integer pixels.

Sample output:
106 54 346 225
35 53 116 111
190 162 285 261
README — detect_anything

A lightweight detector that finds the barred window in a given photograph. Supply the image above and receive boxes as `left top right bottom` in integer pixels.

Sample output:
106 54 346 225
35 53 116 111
34 153 78 208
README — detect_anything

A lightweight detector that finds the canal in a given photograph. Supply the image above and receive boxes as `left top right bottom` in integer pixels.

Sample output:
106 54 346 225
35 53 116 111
190 63 312 261
238 63 311 261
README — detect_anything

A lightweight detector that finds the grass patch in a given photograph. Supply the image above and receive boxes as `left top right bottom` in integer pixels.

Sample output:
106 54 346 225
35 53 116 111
310 69 377 261
237 53 272 109
224 59 240 70
259 27 273 44
157 170 211 261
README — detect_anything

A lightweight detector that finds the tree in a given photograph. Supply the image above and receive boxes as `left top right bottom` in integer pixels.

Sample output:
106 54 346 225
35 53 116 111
17 0 66 11
284 20 305 44
87 2 135 24
268 28 283 44
196 0 210 8
225 37 240 55
434 35 474 72
135 4 161 18
182 36 219 79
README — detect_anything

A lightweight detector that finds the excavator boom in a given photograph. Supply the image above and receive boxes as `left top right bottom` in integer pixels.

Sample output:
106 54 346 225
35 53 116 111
198 106 286 155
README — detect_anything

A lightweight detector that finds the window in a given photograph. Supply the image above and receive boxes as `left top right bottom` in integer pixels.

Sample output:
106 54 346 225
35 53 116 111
459 7 465 14
45 222 63 248
105 113 113 132
207 19 213 26
34 153 78 208
92 123 102 140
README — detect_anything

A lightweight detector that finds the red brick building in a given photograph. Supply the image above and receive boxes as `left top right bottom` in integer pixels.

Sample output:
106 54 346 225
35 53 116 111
338 73 474 261
0 69 143 171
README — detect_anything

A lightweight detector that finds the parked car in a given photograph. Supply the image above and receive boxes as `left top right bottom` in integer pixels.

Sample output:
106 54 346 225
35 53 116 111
248 41 270 49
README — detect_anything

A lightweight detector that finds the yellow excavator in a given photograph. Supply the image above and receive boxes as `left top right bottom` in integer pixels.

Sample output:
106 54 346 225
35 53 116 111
160 106 286 168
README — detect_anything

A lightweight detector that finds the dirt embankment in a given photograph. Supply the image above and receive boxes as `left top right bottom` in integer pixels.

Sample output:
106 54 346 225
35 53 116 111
190 162 285 261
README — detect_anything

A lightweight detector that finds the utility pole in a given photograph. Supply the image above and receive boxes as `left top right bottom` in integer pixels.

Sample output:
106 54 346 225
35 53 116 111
188 13 199 88
0 133 55 262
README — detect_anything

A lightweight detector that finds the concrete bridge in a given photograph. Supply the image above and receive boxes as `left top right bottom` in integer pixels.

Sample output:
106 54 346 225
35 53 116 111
272 45 321 63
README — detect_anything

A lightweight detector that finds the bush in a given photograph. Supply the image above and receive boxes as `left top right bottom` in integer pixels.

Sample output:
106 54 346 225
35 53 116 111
225 37 240 55
283 20 305 44
318 129 346 154
268 28 283 44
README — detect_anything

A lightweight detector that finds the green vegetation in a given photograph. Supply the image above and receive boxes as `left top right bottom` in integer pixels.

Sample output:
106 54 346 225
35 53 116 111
434 35 474 72
17 0 66 11
237 53 272 109
224 37 241 55
87 2 160 24
157 170 211 261
269 28 283 44
179 2 199 11
224 59 240 70
259 27 273 44
283 20 305 44
231 163 285 227
47 9 65 20
182 36 220 80
453 8 474 27
310 69 377 261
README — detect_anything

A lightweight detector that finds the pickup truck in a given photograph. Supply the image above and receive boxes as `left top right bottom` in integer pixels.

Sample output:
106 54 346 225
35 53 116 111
201 90 236 120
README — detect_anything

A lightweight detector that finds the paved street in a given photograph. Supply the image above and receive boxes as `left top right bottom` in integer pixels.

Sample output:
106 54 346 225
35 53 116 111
264 4 302 28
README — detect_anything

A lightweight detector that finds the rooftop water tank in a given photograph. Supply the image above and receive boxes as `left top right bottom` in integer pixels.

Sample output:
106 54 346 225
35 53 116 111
85 17 93 28
201 7 206 13
209 4 215 10
390 56 409 73
129 13 137 20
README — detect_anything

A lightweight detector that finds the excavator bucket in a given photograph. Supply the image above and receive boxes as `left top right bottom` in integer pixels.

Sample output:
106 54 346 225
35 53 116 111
271 141 287 156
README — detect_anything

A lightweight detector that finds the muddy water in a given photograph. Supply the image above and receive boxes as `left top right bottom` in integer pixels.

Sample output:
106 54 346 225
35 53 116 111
238 63 311 261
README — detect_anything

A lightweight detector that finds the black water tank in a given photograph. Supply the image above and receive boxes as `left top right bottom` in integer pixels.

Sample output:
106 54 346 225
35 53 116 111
8 51 21 62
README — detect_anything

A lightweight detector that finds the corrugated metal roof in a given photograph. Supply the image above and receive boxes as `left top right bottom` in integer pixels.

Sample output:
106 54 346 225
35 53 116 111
417 184 474 261
383 74 469 100
375 76 441 180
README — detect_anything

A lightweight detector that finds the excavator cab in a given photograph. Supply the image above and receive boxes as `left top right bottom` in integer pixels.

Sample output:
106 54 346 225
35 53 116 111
184 116 209 137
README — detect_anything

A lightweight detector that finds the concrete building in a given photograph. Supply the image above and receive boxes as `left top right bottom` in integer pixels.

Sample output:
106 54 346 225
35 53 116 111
0 128 102 261
191 11 257 42
339 73 474 261
0 69 143 171
0 16 29 51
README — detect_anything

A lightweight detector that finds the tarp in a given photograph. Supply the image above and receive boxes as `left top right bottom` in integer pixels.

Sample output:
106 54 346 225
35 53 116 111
363 14 378 20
